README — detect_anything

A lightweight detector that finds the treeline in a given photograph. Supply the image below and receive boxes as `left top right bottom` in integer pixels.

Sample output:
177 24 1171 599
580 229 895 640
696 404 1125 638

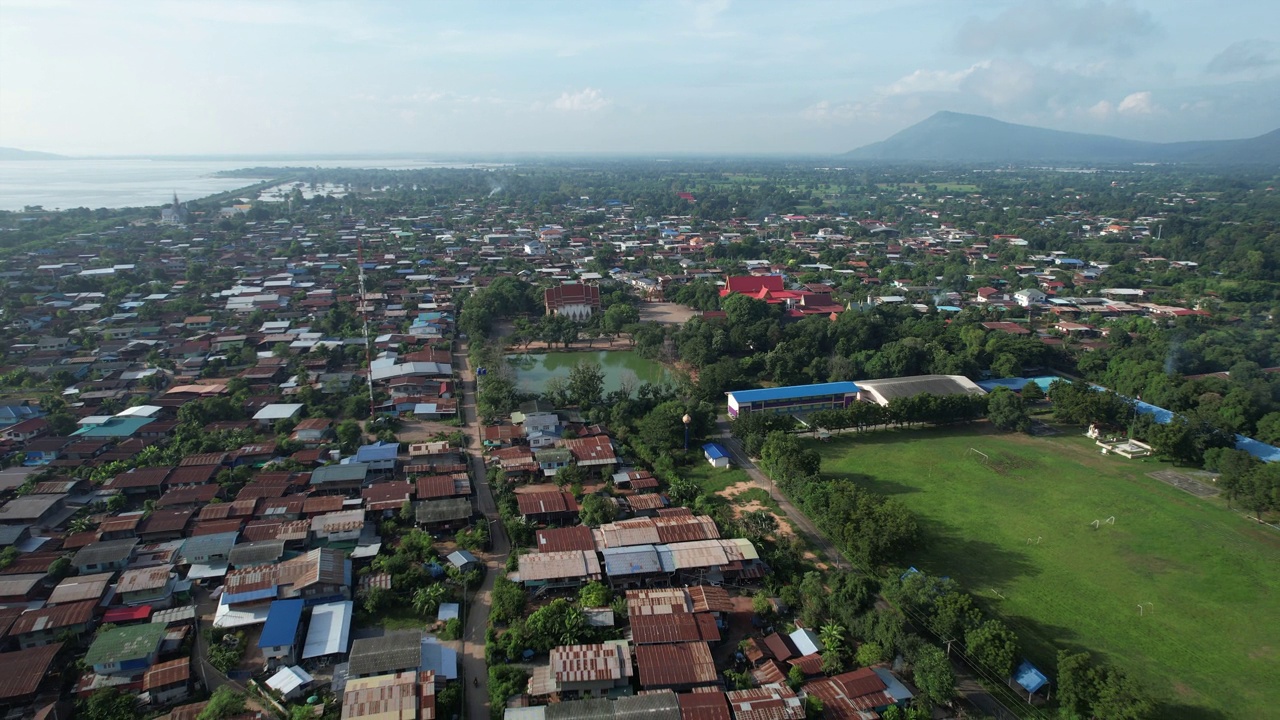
659 298 1063 389
1203 447 1280 522
753 430 921 568
886 571 1155 720
1047 378 1244 466
458 276 544 341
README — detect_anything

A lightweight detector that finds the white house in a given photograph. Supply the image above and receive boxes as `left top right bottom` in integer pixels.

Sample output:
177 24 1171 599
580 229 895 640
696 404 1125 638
702 443 730 469
522 412 562 448
1013 288 1047 307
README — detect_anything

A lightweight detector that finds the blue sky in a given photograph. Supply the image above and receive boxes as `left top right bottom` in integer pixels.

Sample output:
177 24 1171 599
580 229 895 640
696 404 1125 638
1 0 1278 155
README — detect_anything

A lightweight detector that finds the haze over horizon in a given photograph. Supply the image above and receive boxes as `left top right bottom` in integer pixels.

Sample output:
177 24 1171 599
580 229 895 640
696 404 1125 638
2 0 1278 156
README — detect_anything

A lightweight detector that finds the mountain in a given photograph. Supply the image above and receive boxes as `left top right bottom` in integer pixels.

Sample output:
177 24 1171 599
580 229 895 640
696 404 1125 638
0 147 66 161
844 112 1280 165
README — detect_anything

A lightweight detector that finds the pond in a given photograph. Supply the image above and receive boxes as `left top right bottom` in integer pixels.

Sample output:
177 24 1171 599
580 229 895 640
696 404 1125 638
508 350 671 394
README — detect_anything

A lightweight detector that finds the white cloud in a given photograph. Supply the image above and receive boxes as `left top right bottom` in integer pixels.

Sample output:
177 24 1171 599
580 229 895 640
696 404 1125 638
551 88 610 112
955 0 1158 56
882 62 990 96
1117 90 1156 115
1206 39 1280 75
1087 100 1113 118
801 100 862 123
690 0 731 33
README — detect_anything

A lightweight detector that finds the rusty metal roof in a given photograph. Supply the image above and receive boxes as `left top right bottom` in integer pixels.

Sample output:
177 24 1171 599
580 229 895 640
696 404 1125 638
10 599 97 635
117 566 172 594
517 550 602 583
0 642 61 701
550 640 633 684
142 657 190 691
535 526 596 553
634 642 717 689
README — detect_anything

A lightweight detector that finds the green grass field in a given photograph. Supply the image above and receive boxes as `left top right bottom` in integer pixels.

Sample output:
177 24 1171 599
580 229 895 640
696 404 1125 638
808 427 1280 719
685 462 753 495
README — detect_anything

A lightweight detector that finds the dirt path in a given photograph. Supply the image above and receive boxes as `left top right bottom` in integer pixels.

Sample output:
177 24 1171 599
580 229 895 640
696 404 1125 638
718 481 795 538
453 341 511 720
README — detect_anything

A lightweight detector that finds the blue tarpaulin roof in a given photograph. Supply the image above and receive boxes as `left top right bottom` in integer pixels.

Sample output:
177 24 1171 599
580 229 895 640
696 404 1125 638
259 599 304 648
1014 660 1049 694
728 381 861 404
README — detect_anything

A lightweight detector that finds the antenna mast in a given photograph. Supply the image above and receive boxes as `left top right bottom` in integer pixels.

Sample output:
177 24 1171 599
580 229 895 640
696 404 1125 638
356 229 376 420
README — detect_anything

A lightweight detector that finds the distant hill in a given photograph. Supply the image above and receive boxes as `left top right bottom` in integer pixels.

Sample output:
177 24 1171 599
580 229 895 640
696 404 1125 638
844 112 1280 165
0 147 66 160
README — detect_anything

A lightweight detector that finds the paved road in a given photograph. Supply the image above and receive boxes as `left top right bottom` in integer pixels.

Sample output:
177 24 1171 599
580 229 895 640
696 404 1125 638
454 342 511 720
712 418 1022 719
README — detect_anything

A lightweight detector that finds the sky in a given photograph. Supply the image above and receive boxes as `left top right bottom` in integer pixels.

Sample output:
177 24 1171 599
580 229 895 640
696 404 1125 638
1 0 1278 156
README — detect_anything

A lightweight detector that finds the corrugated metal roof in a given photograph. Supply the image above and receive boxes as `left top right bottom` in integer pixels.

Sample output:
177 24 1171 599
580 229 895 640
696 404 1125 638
72 538 138 567
536 526 596 553
117 566 172 594
678 689 731 720
630 612 717 645
545 698 614 720
549 640 632 684
594 518 661 548
10 599 97 635
415 497 472 524
228 539 285 567
517 550 602 583
601 546 662 576
47 572 114 604
303 600 353 659
84 623 165 666
143 657 190 690
614 691 681 720
725 685 804 720
727 382 859 404
348 631 423 677
0 642 61 701
634 642 717 689
259 599 305 648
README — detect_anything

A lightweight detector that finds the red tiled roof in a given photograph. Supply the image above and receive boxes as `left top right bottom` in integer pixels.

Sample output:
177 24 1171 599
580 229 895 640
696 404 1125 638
723 276 784 296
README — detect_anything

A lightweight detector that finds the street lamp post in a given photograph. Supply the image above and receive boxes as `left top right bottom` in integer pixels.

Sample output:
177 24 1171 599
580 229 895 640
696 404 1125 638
682 413 692 451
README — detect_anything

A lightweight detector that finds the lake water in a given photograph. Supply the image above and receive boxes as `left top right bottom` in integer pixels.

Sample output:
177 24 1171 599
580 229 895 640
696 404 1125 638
509 350 671 394
0 157 496 212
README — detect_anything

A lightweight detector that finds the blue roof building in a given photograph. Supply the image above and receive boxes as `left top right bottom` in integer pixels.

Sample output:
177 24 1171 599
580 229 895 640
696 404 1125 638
703 443 730 468
1014 660 1049 695
726 382 860 418
355 441 399 471
259 599 305 669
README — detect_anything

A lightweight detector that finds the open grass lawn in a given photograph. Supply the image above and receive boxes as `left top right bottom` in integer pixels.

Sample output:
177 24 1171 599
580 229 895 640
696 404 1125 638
685 462 753 495
809 427 1280 719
